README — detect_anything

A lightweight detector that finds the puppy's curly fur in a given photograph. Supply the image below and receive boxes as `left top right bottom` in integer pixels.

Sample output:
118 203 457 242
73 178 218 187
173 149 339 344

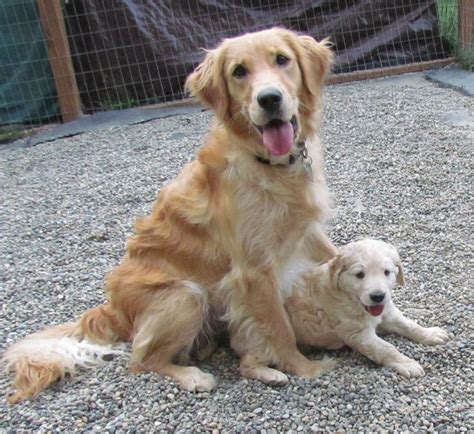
286 239 449 377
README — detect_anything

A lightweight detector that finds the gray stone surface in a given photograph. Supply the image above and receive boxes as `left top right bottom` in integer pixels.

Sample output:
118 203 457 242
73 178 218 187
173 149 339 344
1 73 472 432
8 104 204 148
425 65 474 97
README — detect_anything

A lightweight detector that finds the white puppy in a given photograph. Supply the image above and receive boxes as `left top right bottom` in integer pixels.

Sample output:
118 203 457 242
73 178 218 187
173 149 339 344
285 239 449 378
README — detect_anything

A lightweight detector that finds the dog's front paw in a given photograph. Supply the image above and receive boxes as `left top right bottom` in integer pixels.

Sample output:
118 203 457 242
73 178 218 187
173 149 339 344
178 367 217 392
287 355 336 379
255 368 289 386
390 359 425 378
239 364 289 386
419 327 449 345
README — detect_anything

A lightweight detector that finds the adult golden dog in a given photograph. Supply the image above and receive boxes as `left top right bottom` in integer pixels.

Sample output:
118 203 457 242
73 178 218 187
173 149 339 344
3 28 337 403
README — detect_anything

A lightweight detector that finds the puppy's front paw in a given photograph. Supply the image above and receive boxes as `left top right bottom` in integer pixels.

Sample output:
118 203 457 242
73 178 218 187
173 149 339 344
420 327 449 345
390 359 425 378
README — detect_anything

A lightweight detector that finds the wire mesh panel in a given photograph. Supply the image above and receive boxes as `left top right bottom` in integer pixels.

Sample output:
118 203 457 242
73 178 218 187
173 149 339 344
64 0 455 114
0 0 461 127
0 0 59 126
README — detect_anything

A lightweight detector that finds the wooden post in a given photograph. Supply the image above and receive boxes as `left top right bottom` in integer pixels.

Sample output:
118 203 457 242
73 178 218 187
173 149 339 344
458 0 473 51
37 0 82 123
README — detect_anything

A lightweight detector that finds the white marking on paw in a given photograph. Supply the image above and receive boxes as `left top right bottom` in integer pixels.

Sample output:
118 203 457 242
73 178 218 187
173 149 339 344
179 367 216 392
391 359 425 378
420 327 449 345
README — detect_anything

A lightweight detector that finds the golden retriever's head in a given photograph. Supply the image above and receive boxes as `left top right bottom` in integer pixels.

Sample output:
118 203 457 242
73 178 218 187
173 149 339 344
330 239 405 317
185 28 333 157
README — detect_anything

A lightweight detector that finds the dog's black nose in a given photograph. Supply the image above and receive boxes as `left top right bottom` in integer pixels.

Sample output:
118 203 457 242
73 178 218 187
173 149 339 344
370 293 385 303
257 88 283 112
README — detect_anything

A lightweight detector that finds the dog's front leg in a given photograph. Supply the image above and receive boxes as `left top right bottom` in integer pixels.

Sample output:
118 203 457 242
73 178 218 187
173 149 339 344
302 224 338 263
380 306 449 345
230 266 334 383
344 329 425 378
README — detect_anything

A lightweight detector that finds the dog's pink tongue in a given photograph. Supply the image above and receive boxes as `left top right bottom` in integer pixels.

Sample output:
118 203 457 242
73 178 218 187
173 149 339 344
262 122 293 156
366 305 384 316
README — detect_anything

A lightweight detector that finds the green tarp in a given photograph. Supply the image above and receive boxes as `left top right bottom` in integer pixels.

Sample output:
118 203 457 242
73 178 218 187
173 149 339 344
0 0 58 125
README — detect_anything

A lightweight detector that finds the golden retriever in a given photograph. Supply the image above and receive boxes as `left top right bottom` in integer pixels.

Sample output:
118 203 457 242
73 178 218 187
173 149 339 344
3 28 337 403
285 239 449 377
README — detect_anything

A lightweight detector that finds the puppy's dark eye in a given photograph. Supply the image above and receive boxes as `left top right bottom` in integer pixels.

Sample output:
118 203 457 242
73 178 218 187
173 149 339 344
233 65 247 78
276 54 290 66
384 269 391 276
355 272 365 279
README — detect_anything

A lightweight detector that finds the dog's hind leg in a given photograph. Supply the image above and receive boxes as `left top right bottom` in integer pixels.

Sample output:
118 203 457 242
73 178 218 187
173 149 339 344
130 282 216 392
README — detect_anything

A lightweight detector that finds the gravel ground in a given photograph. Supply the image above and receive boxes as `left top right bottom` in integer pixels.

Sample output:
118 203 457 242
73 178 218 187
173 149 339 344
1 73 472 432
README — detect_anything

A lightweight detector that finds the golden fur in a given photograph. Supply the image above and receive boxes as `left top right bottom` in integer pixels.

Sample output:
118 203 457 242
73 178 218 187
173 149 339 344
3 28 338 402
286 239 449 377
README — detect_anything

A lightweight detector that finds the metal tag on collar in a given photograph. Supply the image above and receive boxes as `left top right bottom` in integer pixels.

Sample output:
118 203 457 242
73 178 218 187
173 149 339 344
301 145 313 182
301 145 309 159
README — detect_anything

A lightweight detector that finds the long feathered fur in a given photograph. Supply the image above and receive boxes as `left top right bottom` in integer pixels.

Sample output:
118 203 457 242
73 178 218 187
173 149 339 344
3 28 337 402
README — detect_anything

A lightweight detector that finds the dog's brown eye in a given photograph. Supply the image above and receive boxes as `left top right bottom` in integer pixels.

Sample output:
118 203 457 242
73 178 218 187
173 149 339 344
355 272 365 279
276 54 290 66
384 269 391 276
233 65 247 78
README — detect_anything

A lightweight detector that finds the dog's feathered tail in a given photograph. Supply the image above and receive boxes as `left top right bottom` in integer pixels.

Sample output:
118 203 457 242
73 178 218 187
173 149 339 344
2 305 127 403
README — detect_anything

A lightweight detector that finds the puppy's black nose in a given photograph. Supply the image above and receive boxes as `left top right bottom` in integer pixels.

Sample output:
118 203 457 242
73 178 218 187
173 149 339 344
257 88 282 112
370 293 385 303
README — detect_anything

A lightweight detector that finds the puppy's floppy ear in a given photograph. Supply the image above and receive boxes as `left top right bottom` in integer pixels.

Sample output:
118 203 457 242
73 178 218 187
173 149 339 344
185 48 230 121
394 257 405 286
286 33 334 96
329 253 346 289
385 243 405 286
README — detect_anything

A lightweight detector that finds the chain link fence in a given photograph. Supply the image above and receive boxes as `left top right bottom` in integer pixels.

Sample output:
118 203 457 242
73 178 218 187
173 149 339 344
1 0 466 129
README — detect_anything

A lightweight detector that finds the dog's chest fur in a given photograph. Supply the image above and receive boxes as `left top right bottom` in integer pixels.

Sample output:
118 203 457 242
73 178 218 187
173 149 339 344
225 162 320 264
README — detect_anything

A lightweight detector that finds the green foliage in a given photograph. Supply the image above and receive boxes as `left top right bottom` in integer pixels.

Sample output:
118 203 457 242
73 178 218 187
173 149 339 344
0 125 35 144
456 47 474 71
437 0 473 71
102 96 141 111
437 0 458 48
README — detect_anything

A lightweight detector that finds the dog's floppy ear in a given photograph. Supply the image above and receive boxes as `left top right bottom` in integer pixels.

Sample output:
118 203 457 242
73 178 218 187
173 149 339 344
286 33 334 96
385 243 405 286
393 255 405 286
329 253 346 290
185 48 230 121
